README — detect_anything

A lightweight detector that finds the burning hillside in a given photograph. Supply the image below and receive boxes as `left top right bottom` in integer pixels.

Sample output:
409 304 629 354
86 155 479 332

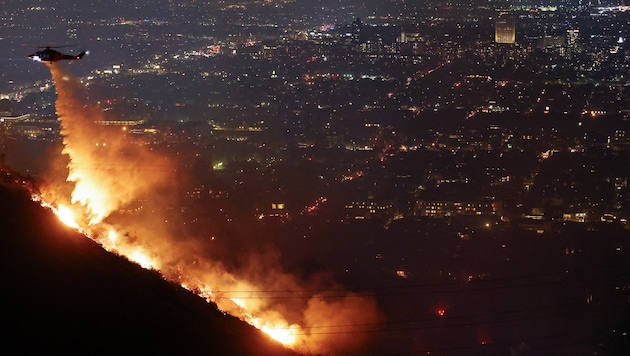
0 182 296 355
27 63 382 354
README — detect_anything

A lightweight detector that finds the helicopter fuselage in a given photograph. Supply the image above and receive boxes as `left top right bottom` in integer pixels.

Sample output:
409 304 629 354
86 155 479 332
28 47 86 63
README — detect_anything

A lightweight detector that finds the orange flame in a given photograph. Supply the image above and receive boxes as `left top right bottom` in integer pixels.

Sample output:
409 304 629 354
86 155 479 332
55 204 80 229
259 321 300 345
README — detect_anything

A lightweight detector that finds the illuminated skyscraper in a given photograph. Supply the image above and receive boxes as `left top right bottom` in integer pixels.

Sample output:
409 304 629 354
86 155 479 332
495 10 515 44
566 29 579 49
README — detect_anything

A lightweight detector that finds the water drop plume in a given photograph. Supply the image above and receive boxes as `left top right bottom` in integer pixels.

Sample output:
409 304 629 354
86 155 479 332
48 64 174 224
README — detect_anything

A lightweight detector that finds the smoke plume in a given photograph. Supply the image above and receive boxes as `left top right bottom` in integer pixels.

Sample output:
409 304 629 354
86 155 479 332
41 64 382 354
48 64 175 224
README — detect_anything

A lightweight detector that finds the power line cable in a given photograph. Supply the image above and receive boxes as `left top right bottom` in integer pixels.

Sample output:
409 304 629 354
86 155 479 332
207 266 630 298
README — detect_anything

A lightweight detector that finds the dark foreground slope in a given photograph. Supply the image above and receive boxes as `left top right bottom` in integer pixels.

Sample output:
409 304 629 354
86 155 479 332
0 185 296 355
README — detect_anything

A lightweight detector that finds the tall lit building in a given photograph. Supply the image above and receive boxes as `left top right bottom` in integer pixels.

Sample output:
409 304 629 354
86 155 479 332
566 29 579 49
495 10 515 44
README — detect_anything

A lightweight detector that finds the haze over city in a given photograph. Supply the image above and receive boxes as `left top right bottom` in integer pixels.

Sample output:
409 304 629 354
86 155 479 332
1 0 629 354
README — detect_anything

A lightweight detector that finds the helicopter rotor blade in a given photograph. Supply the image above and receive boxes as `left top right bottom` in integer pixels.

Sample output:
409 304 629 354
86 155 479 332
48 45 76 49
22 44 77 49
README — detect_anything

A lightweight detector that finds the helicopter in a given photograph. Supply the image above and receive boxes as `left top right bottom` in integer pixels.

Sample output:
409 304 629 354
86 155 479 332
27 45 87 63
